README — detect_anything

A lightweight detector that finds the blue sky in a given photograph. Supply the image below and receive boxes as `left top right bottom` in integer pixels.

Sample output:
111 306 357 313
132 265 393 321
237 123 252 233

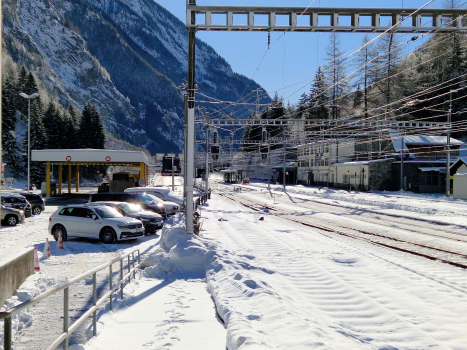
155 1 447 103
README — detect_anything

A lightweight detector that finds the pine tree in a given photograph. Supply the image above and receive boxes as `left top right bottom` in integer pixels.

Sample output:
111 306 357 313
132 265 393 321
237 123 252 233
296 93 309 119
43 102 65 149
62 112 78 149
92 106 106 149
78 103 95 148
375 32 404 118
2 77 22 177
324 33 347 119
23 100 47 186
308 67 329 120
17 66 29 119
353 35 378 118
78 104 106 148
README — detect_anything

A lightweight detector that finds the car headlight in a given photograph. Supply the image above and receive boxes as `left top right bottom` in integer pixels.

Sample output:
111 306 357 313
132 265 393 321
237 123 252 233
117 223 131 229
140 218 150 222
157 203 164 208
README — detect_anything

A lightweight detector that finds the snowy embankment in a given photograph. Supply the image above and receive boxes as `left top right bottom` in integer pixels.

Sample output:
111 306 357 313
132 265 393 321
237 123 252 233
242 181 467 217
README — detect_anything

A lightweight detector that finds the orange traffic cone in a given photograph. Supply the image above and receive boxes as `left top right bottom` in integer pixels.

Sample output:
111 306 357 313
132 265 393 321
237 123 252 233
34 247 40 271
43 238 51 258
57 231 64 250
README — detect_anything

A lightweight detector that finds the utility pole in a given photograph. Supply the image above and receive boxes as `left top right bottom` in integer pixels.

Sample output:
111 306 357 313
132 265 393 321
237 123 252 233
205 111 210 194
283 144 286 191
400 133 404 191
446 91 452 197
267 136 271 190
186 0 197 234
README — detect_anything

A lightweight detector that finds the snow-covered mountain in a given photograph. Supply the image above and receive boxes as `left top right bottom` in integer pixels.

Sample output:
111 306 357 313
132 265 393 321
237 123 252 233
3 0 269 154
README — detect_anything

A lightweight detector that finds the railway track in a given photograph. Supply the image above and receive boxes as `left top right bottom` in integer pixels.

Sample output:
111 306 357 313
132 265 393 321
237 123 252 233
218 190 467 269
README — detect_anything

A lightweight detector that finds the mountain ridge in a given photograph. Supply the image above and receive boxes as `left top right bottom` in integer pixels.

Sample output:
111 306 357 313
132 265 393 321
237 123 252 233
3 0 270 154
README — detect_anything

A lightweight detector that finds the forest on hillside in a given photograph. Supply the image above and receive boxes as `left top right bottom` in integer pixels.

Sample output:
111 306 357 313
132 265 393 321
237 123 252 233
2 57 106 185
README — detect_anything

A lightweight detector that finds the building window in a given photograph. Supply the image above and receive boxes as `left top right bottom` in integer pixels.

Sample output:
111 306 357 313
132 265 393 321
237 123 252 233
325 158 329 166
420 171 439 186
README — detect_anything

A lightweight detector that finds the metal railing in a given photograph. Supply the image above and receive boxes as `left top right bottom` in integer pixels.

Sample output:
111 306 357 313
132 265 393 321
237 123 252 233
0 249 140 350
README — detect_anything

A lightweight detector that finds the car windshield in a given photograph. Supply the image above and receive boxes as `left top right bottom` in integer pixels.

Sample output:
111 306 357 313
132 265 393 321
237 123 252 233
139 194 155 204
94 206 123 218
119 203 142 214
146 194 162 203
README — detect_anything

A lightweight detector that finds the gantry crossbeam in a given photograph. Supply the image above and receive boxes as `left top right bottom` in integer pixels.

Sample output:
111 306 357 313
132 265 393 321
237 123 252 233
187 5 467 33
200 119 450 130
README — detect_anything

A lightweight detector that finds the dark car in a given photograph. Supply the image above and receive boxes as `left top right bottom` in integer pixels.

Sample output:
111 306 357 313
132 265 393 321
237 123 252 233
19 193 45 215
1 194 32 218
88 202 163 234
89 192 167 218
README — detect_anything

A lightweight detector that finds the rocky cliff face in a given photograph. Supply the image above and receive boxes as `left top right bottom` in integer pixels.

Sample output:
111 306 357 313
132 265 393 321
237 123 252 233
3 0 269 154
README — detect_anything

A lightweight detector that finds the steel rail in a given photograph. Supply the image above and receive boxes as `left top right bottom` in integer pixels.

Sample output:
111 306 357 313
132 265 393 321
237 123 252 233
0 249 140 350
218 191 467 269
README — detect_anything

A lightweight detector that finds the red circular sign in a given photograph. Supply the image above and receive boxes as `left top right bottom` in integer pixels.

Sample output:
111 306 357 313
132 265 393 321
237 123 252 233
66 156 72 161
105 156 111 162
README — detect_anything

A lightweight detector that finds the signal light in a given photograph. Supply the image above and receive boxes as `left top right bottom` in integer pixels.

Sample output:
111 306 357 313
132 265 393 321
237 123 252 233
262 128 267 144
213 130 218 144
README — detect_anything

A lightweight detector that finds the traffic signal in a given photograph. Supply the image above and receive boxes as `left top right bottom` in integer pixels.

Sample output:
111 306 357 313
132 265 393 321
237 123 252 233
213 130 218 144
262 128 267 144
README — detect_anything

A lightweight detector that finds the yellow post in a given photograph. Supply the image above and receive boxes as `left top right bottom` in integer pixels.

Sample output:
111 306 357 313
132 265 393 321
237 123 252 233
146 164 149 185
46 162 51 197
68 164 71 194
140 162 145 186
76 165 80 192
58 164 62 195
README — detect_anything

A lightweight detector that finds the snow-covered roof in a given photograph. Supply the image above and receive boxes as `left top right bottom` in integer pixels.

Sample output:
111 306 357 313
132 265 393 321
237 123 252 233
418 167 446 172
31 149 150 165
449 157 467 170
389 129 463 151
272 162 297 169
404 135 463 146
333 159 392 167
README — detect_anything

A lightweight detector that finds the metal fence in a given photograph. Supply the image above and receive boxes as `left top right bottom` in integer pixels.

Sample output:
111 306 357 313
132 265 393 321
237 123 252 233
0 250 140 350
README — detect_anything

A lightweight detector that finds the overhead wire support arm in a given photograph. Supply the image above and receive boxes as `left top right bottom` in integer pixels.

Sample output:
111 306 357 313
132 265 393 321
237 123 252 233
187 5 467 33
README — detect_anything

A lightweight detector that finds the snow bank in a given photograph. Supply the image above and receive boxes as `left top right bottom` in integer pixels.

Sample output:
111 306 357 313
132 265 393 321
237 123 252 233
141 214 210 277
0 272 56 347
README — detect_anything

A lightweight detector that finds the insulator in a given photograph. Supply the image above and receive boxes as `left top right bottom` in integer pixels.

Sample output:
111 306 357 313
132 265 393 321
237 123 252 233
268 32 271 49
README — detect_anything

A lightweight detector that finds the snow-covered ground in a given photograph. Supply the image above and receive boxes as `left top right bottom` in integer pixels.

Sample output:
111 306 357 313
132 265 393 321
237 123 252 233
3 182 467 349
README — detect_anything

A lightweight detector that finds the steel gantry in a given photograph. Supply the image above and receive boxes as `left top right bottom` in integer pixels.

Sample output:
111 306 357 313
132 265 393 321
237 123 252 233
185 1 467 232
187 5 467 33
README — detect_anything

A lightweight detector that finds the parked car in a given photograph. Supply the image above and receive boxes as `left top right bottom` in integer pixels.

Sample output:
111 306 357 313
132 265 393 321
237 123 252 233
87 201 163 234
124 187 182 211
1 205 25 226
89 192 167 218
1 193 32 218
124 187 183 206
145 194 179 215
19 192 45 215
48 204 144 244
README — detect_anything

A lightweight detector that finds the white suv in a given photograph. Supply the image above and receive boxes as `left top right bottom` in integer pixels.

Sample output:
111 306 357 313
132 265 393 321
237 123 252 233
48 204 144 244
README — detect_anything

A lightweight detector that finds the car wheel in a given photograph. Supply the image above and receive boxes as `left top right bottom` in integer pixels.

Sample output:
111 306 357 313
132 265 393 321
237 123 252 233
32 206 42 215
100 227 117 244
5 215 18 226
52 225 68 241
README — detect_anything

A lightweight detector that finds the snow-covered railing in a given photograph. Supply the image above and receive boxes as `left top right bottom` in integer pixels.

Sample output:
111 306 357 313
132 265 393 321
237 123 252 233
0 250 140 350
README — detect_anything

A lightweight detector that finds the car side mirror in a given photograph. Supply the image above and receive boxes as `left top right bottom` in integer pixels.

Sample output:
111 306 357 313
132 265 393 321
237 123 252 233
92 214 97 220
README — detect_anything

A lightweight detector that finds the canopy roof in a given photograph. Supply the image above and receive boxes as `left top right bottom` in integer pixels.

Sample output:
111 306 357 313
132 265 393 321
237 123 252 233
31 149 150 166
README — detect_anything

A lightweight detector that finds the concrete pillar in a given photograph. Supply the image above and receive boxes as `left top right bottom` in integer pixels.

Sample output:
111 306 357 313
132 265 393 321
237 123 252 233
58 164 62 195
46 162 50 197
